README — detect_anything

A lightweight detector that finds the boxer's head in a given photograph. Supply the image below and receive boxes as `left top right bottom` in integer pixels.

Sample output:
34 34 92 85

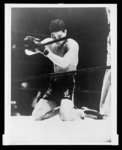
49 19 67 45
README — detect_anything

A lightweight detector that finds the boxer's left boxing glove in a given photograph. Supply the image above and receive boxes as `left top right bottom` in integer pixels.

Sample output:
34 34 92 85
24 36 53 56
24 36 45 52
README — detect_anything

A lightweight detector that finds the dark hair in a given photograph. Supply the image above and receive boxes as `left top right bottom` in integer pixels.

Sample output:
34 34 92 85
49 19 66 32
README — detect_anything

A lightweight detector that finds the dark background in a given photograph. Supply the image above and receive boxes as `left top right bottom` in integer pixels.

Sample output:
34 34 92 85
11 7 109 115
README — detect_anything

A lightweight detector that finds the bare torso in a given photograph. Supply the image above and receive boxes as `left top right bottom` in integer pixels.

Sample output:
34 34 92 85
51 38 79 73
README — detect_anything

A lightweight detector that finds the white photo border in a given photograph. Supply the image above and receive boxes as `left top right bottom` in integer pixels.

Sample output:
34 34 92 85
4 3 118 145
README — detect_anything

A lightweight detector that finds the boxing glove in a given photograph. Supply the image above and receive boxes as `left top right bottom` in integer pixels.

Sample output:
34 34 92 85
24 36 53 56
24 36 44 52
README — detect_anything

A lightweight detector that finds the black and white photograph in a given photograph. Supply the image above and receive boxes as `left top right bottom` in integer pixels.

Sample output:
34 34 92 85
4 4 118 145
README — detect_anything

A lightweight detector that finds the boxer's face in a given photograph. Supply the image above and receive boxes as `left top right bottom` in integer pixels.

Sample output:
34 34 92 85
51 30 67 45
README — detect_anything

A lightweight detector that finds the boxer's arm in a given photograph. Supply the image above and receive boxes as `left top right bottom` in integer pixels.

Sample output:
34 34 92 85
47 40 79 68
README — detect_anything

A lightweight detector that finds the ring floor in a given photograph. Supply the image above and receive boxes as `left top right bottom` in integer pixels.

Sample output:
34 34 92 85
4 115 111 145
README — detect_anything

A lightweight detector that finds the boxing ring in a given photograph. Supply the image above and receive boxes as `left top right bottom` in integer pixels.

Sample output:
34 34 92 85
4 65 111 145
5 115 111 145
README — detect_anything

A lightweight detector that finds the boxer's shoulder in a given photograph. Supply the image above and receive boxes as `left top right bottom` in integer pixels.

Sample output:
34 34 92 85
66 38 79 48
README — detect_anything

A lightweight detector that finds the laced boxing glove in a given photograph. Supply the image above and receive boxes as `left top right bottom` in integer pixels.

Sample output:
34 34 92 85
24 36 53 56
24 36 45 52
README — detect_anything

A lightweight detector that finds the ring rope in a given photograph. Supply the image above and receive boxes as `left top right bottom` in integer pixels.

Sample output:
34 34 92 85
12 65 111 83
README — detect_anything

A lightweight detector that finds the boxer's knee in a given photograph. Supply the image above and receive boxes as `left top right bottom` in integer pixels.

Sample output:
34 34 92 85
32 108 46 120
32 98 57 120
59 99 74 121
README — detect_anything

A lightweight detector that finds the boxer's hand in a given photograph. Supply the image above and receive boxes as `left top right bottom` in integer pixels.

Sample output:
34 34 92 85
25 49 38 56
35 47 50 56
24 46 48 56
24 36 53 56
24 36 35 49
24 36 41 52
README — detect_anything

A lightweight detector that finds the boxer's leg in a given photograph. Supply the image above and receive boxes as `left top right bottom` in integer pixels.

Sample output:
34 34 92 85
59 99 84 121
32 98 57 120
